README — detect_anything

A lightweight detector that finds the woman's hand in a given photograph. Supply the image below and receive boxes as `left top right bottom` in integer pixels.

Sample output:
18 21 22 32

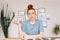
36 32 44 40
24 35 38 39
24 35 42 40
12 20 20 25
12 20 23 39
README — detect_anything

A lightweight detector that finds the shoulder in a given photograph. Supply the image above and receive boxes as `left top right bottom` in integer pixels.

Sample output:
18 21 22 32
36 19 42 23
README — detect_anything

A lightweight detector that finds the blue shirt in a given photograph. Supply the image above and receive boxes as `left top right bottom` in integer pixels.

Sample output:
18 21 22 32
21 19 44 35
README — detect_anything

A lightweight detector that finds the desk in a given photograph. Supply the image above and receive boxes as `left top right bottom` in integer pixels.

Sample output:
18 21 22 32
4 38 21 40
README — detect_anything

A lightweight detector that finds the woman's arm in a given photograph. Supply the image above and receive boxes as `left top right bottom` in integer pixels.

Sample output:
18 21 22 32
37 32 44 39
24 32 43 39
18 24 24 39
37 20 44 39
24 35 38 39
12 20 24 39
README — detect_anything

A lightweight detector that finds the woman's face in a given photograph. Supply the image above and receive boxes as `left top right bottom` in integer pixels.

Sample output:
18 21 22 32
27 9 36 20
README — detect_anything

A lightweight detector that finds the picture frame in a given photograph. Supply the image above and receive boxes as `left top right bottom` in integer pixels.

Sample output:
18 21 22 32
18 11 25 16
17 16 25 23
38 8 47 27
38 8 45 13
42 20 47 27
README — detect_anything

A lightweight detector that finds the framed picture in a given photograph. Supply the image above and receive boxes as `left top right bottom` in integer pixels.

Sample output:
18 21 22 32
24 9 28 20
38 8 45 13
17 16 25 23
42 20 47 27
18 11 25 16
38 8 47 27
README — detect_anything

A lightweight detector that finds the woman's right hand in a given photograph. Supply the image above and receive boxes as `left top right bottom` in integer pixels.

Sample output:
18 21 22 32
12 20 20 25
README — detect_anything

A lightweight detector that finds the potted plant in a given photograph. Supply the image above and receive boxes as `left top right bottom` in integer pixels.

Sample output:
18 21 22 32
52 24 60 40
0 4 15 38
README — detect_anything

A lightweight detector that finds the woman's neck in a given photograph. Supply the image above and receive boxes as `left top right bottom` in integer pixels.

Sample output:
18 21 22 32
29 19 36 24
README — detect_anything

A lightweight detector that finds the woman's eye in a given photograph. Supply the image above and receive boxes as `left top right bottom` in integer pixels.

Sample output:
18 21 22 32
28 13 34 15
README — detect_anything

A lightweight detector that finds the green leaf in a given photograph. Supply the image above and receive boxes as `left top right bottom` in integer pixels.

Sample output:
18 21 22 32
1 5 15 38
53 25 60 35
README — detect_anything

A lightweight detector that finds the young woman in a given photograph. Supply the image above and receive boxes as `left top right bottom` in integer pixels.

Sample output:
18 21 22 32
12 4 44 40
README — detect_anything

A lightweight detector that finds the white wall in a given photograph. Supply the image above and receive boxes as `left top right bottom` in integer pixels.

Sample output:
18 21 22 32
43 0 60 37
0 0 60 40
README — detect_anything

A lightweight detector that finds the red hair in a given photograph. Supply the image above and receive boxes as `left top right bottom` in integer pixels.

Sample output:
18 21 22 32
27 4 36 14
